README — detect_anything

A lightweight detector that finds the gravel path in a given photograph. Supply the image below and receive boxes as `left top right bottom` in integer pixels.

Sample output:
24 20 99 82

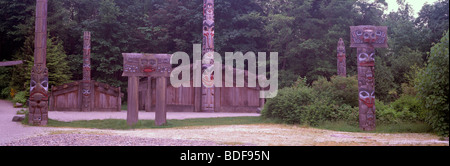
2 134 240 146
0 100 47 145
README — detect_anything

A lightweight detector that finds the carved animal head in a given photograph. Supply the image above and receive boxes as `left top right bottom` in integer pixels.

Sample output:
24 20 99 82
30 65 49 98
203 21 214 51
204 0 214 21
359 89 375 108
350 26 388 48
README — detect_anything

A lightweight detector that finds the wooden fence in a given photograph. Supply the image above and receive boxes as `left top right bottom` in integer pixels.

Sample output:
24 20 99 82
49 80 122 112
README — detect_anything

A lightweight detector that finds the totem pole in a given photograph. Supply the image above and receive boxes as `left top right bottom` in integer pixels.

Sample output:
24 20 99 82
337 38 346 77
350 25 388 131
29 0 49 126
201 0 215 112
82 31 92 112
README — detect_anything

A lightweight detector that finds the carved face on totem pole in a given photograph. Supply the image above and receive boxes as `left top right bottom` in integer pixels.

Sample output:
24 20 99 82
122 53 172 78
202 0 215 88
29 64 49 125
359 88 375 108
203 0 214 53
204 0 214 22
350 26 388 48
337 38 346 62
357 47 375 67
359 87 376 129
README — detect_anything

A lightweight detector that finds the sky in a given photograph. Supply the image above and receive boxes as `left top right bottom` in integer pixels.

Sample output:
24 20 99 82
385 0 440 17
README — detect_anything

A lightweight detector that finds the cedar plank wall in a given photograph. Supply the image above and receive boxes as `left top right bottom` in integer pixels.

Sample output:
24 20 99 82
137 70 263 113
49 81 121 112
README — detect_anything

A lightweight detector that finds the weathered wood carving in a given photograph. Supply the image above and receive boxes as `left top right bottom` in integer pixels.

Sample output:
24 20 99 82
122 53 172 126
202 0 215 112
29 0 48 126
82 31 92 112
337 38 346 77
350 25 388 131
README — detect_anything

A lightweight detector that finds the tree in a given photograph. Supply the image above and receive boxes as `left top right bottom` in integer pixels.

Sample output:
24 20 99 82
416 30 449 137
10 35 71 94
416 0 449 54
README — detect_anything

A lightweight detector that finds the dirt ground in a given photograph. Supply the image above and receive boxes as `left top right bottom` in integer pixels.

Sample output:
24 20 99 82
32 124 449 146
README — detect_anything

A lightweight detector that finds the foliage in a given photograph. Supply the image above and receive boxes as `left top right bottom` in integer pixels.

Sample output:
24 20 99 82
263 75 427 128
262 76 359 126
376 96 424 124
12 91 27 105
10 36 72 93
0 66 12 99
416 30 449 137
312 76 359 107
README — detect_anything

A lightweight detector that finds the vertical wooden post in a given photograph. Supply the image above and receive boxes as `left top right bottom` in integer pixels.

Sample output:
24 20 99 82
194 87 202 112
201 0 215 112
146 77 152 112
28 0 48 126
214 86 221 112
357 47 376 131
350 26 388 131
127 76 139 126
337 38 347 77
117 87 122 112
155 77 167 126
82 31 92 112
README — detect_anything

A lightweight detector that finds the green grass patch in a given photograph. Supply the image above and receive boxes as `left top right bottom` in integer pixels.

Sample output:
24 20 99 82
316 121 433 134
45 116 274 130
23 113 433 134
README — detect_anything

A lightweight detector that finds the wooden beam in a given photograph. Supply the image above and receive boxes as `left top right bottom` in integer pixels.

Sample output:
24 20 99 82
155 77 167 126
145 77 152 112
127 76 139 126
0 60 23 67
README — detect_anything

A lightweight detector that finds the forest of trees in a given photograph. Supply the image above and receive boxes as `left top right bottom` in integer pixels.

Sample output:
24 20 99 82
0 0 449 134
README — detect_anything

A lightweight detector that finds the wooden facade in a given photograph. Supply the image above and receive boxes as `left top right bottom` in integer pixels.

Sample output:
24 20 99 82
49 80 122 112
137 67 265 113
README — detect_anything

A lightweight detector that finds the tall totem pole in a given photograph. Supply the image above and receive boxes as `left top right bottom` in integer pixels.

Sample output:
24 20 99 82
29 0 49 125
82 31 92 112
201 0 215 112
337 38 346 77
350 26 388 131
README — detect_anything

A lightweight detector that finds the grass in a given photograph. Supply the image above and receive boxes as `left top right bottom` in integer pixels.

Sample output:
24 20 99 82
23 114 434 134
45 116 275 130
316 121 434 134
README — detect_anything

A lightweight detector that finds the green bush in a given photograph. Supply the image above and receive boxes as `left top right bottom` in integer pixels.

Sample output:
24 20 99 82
262 73 430 129
262 86 315 124
12 91 27 105
312 76 359 107
262 76 359 126
416 30 449 137
376 96 425 124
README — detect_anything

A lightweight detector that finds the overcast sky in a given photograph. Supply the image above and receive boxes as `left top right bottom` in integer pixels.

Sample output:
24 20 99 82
385 0 440 17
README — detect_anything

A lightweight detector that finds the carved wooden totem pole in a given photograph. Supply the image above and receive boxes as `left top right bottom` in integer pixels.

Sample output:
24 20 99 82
122 53 172 126
82 31 92 112
337 38 346 77
29 0 49 126
350 25 388 131
202 0 215 112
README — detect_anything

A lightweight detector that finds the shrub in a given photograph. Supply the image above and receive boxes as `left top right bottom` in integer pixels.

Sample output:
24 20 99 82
262 76 359 126
312 76 359 107
262 86 315 124
12 91 27 105
416 30 449 137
